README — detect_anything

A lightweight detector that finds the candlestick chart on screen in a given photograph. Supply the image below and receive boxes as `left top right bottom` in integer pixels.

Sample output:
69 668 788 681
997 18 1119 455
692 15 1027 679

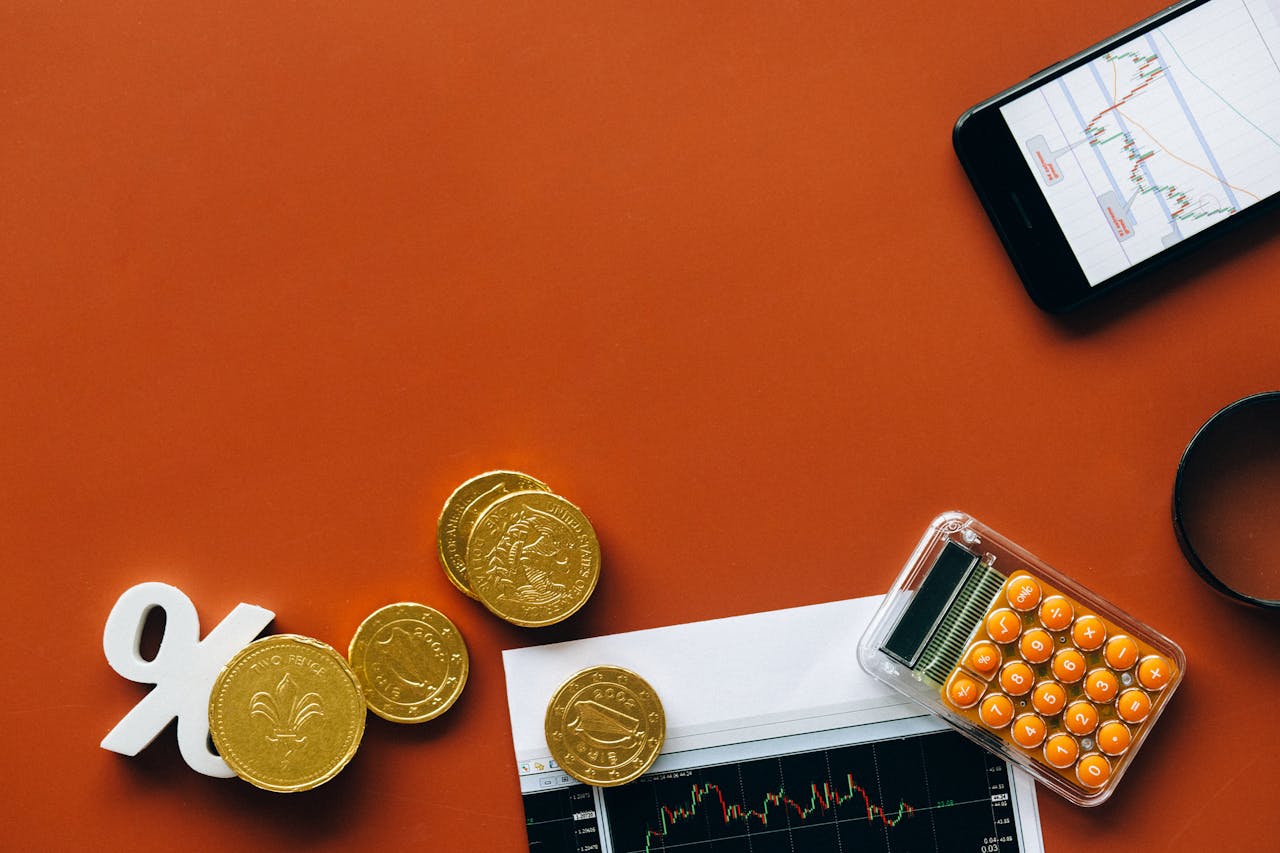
1000 0 1280 284
524 727 1021 853
602 729 1016 853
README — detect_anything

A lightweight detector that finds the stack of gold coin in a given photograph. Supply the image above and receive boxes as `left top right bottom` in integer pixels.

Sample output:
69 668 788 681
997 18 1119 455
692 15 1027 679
437 471 601 627
347 602 469 724
545 665 666 787
209 635 366 793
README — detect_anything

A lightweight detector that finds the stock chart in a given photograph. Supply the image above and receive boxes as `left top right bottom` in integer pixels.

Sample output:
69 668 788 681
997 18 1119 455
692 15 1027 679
601 729 1017 853
519 727 1021 853
1002 0 1280 283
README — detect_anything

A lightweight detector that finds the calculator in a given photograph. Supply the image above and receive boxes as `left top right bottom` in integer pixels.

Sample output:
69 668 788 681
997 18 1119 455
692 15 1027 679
857 512 1184 806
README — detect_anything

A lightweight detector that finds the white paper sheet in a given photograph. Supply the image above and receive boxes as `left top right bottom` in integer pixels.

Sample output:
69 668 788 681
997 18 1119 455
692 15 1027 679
503 597 1044 853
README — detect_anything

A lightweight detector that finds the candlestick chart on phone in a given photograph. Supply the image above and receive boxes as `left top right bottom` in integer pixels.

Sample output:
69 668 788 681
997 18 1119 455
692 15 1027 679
1003 0 1280 284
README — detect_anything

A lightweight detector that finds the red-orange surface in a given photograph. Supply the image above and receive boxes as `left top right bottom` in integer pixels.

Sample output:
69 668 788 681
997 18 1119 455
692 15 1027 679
3 2 1278 850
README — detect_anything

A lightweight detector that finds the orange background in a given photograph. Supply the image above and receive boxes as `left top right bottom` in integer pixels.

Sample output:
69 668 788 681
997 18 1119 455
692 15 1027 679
3 1 1278 850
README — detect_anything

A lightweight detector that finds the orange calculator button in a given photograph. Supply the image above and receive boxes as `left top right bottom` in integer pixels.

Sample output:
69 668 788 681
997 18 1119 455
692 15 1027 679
1075 754 1111 789
1031 680 1066 716
1006 574 1042 611
1071 614 1106 651
1063 701 1099 736
1084 668 1119 703
1052 649 1086 683
1019 628 1053 664
1011 713 1047 748
1000 661 1034 696
1097 721 1131 756
979 694 1015 729
985 608 1022 644
946 674 982 709
966 641 1001 678
1104 635 1139 670
1137 655 1173 690
1116 689 1152 724
1038 595 1074 631
1043 733 1079 768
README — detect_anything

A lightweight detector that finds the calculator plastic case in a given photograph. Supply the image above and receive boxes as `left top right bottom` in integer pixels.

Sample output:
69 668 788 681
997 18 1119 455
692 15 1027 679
857 512 1185 806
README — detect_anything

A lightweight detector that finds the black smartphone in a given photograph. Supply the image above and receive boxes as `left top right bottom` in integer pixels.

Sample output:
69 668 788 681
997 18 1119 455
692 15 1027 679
955 0 1280 312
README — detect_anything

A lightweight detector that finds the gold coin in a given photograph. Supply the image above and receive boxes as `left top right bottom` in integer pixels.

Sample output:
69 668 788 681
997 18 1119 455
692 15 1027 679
466 490 600 627
347 602 469 723
209 635 366 792
544 665 665 787
436 471 551 599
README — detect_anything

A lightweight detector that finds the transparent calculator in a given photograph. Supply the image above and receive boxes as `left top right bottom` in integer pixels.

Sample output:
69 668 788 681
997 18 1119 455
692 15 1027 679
858 512 1184 806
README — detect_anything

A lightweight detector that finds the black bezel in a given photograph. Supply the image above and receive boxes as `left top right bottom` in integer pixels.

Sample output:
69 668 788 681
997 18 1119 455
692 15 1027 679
954 0 1280 312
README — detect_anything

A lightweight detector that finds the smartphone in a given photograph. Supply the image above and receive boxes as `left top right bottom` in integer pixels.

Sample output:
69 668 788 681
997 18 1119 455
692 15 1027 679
954 0 1280 312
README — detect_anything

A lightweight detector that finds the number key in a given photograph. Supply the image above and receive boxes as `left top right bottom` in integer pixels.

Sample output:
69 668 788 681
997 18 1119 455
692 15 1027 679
1011 713 1047 749
1000 661 1034 696
1052 648 1086 683
1019 628 1053 664
1031 680 1066 716
1084 669 1119 704
1043 733 1079 768
980 694 1015 729
1075 754 1111 789
1063 701 1098 736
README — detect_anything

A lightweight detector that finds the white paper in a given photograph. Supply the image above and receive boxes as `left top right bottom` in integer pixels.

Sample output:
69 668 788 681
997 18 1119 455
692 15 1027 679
503 597 1044 853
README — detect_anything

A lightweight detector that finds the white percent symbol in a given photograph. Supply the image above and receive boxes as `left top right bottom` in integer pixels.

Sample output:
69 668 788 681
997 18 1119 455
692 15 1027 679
101 582 274 777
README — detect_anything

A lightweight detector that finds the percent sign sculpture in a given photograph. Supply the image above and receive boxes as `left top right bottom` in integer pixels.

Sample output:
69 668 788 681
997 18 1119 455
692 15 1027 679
101 582 274 777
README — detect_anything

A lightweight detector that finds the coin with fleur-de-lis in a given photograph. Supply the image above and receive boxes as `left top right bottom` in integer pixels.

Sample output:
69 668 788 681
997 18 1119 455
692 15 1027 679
209 635 366 792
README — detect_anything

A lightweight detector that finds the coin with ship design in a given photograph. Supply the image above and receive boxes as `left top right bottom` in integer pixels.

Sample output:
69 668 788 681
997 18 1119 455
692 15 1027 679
466 490 600 627
347 603 469 723
209 634 366 792
436 471 551 599
544 665 665 787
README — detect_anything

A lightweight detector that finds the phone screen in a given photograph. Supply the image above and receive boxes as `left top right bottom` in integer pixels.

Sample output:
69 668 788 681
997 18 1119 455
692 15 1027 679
998 0 1280 286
